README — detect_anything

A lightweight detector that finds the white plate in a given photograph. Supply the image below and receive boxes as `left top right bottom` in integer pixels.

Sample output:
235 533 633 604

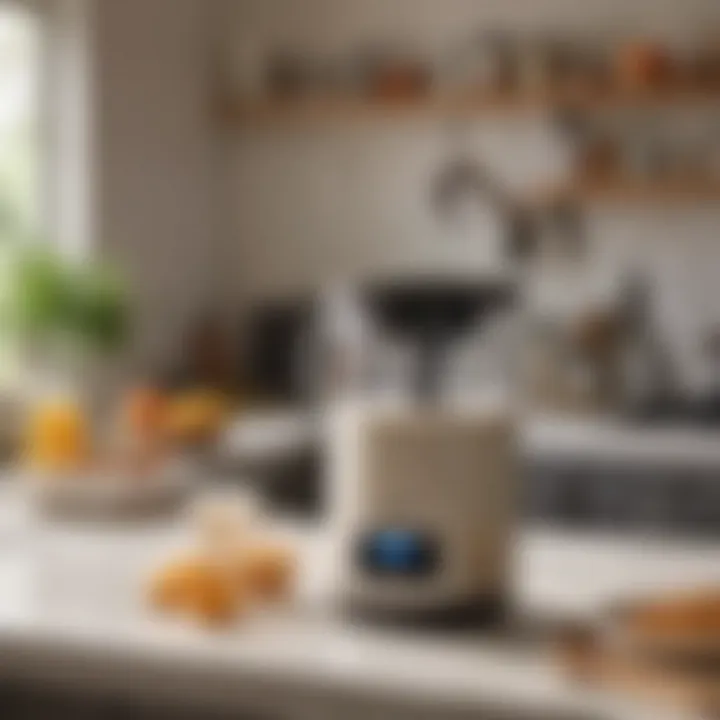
23 461 195 521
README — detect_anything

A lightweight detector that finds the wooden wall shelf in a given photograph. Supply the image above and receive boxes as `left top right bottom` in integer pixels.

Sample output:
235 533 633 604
533 176 720 207
216 81 720 130
215 93 545 129
216 83 720 209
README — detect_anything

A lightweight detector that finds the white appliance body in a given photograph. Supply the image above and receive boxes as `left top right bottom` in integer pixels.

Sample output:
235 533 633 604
328 401 517 619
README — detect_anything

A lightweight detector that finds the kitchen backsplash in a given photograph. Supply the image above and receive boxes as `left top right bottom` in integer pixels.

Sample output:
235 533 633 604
218 0 720 391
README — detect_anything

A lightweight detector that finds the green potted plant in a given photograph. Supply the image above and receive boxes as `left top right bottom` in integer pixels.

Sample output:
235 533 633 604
1 243 131 408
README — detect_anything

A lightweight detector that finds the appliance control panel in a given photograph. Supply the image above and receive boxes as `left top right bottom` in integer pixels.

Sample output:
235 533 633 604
357 529 440 578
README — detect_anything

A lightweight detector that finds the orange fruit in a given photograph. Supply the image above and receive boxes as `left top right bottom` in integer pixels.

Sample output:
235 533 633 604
25 399 90 474
123 387 167 439
164 390 228 444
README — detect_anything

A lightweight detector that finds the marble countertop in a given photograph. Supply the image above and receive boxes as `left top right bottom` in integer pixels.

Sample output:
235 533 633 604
221 408 720 468
0 485 717 719
524 416 720 466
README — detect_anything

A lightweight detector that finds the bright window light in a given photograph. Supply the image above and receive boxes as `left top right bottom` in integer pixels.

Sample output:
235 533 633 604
0 3 41 243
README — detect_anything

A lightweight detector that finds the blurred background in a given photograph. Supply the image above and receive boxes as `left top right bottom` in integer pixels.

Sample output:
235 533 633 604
0 1 719 718
0 0 719 415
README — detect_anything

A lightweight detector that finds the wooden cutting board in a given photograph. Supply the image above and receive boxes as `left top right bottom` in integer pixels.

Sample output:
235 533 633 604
606 590 720 667
557 614 720 718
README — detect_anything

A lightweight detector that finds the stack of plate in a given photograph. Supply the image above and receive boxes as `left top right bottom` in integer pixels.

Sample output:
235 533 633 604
24 460 196 521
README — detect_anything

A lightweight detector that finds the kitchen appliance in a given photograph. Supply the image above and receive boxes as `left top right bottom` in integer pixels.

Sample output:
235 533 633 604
328 279 519 624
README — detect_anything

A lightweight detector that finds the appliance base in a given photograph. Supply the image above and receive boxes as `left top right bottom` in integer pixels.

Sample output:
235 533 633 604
344 593 507 629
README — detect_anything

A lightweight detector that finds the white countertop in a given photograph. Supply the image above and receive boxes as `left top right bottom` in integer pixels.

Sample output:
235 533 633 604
221 408 720 469
524 416 720 467
0 485 718 719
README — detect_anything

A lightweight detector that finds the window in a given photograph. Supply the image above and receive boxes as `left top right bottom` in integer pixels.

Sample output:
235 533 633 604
0 1 43 382
0 2 42 244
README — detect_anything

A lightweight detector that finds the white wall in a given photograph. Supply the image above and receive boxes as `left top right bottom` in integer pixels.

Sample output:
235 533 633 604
52 0 720 384
90 0 217 374
216 0 720 388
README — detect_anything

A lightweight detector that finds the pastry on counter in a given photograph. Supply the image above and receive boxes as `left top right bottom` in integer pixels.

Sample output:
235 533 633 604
149 554 244 626
148 542 296 626
148 492 297 627
192 491 260 552
236 540 296 602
